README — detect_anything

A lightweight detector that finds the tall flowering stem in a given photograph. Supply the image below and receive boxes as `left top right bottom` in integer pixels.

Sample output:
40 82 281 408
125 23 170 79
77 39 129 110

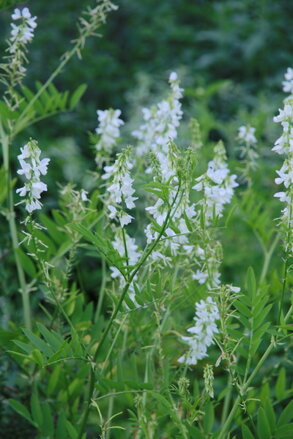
0 1 117 328
95 108 124 164
77 182 182 439
0 7 37 109
13 0 117 136
132 72 183 156
273 69 293 320
237 125 258 186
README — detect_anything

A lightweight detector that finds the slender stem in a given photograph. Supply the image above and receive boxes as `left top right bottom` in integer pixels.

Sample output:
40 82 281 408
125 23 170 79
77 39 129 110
221 375 232 425
259 233 279 285
77 185 182 438
95 257 107 323
218 308 292 439
244 232 280 382
105 395 114 439
0 124 31 329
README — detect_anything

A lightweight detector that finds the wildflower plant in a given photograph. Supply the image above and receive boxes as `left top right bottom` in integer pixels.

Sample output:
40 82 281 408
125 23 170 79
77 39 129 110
0 3 292 439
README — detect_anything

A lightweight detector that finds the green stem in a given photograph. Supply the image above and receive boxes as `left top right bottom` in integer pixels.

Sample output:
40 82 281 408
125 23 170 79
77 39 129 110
95 257 107 323
259 233 280 285
77 185 182 438
218 308 292 439
243 233 279 382
221 376 232 425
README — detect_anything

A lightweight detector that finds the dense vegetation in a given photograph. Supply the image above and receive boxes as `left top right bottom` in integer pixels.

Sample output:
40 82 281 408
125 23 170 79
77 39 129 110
0 1 292 438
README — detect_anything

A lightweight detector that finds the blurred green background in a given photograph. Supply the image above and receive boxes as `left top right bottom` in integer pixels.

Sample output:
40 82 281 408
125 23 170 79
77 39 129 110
1 0 292 139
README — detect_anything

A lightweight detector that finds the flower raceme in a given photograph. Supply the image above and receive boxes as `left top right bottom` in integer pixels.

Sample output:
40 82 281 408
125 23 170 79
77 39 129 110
282 67 293 95
102 147 137 227
132 72 183 156
178 297 220 366
95 108 124 163
193 141 238 223
2 7 37 106
237 125 257 144
16 140 50 213
273 69 293 237
10 8 37 50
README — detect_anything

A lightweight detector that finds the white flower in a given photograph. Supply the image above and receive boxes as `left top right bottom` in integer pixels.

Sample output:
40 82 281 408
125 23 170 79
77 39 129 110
16 140 49 213
193 142 238 223
282 67 293 95
81 190 88 201
238 125 257 144
275 163 293 188
132 72 183 156
192 270 208 285
229 285 241 293
120 212 133 227
103 148 137 227
273 80 293 253
178 297 219 366
9 7 37 49
95 108 124 159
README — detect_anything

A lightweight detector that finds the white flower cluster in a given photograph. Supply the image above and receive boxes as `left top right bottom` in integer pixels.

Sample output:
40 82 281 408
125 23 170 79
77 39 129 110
102 148 137 227
237 125 259 184
193 141 238 223
110 233 141 278
238 125 257 144
282 67 293 95
190 142 238 289
144 142 196 258
9 8 37 53
95 109 124 162
191 240 222 290
16 140 50 213
132 72 183 156
273 72 293 247
110 232 141 303
178 297 219 365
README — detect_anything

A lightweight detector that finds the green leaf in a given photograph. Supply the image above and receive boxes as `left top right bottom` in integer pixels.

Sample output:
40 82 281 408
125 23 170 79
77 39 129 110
246 267 256 298
56 412 68 439
30 388 43 427
36 323 63 351
23 329 54 357
263 397 276 432
66 420 78 439
275 368 286 401
41 402 54 437
31 349 45 367
242 424 255 439
69 84 87 109
275 424 293 439
8 399 35 426
39 214 65 244
203 401 214 433
148 391 172 410
47 365 62 395
15 248 36 278
278 400 293 426
257 407 271 439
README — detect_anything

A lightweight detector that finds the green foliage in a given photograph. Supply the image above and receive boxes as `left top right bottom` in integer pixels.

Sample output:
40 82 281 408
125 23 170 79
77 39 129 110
0 2 292 439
